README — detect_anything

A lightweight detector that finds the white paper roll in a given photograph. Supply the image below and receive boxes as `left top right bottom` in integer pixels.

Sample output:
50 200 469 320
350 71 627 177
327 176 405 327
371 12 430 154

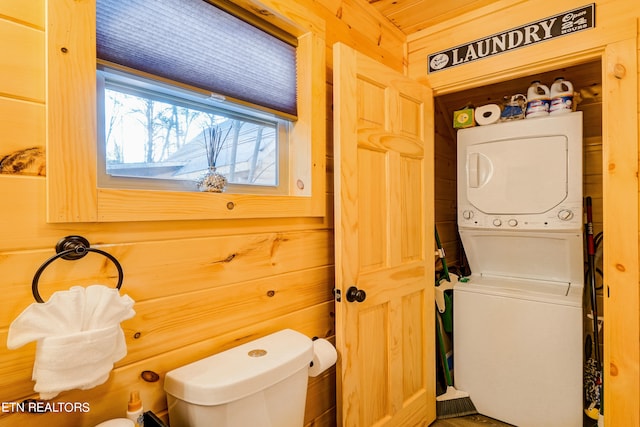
308 338 337 377
475 104 501 126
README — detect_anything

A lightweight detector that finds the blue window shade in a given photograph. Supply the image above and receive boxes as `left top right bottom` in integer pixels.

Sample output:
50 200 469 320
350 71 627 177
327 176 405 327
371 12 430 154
96 0 297 117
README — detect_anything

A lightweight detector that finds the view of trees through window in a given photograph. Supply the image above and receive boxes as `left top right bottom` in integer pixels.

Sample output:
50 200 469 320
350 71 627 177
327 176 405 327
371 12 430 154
104 87 279 187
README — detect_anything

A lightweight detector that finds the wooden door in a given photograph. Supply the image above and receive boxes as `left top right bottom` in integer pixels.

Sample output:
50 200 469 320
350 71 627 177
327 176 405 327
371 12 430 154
333 42 435 427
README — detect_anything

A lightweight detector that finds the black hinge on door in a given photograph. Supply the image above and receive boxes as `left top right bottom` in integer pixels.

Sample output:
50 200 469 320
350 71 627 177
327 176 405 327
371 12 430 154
334 288 341 302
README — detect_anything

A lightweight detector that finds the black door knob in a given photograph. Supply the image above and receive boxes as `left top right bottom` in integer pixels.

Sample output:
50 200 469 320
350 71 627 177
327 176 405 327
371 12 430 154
346 286 366 303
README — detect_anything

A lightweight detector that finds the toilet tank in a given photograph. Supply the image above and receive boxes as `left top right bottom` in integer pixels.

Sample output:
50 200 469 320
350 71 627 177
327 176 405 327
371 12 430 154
164 329 314 427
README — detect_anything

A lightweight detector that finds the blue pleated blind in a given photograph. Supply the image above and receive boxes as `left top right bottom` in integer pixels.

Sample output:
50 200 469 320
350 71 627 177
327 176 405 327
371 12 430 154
96 0 297 117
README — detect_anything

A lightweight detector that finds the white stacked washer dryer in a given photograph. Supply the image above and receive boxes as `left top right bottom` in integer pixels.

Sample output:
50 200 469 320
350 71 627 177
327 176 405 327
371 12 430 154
454 112 584 427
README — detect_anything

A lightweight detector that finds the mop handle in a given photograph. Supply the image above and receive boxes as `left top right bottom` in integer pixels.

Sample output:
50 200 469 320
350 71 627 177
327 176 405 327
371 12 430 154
585 197 601 365
586 197 595 256
435 227 450 282
436 313 453 386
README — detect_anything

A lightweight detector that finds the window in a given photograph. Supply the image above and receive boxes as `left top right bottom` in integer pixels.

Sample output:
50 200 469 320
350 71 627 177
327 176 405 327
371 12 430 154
97 68 289 194
46 0 325 222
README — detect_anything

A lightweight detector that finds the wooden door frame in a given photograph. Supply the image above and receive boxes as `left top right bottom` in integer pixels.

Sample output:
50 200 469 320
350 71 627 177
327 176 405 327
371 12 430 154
424 38 639 426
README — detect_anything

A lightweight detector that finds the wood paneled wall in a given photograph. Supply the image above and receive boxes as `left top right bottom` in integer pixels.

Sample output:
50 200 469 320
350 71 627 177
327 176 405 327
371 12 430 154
0 1 404 426
433 99 460 272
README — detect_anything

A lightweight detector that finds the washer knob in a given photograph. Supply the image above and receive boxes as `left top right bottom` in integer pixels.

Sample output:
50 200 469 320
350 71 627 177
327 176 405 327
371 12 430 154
558 209 574 221
508 219 518 227
463 210 474 220
492 218 502 227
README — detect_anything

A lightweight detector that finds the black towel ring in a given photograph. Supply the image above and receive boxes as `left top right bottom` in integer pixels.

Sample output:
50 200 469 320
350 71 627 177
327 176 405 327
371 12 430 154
32 235 124 303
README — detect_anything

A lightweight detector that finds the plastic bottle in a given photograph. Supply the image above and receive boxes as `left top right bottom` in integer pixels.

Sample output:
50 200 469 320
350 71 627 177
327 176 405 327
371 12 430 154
525 80 550 118
126 391 144 427
549 77 574 115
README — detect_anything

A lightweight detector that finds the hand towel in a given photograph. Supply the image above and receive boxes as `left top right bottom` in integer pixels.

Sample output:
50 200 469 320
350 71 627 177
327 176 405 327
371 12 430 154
7 285 135 399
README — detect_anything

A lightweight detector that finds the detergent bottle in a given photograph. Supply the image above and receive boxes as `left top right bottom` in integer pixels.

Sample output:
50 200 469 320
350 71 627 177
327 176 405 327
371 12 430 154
499 94 527 122
525 80 550 118
549 77 574 115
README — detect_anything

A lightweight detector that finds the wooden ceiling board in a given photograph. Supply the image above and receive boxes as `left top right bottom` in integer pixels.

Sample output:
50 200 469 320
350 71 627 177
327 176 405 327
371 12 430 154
368 0 504 34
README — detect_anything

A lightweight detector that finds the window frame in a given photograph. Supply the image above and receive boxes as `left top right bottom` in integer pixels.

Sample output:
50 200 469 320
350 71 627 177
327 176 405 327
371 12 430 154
46 0 326 223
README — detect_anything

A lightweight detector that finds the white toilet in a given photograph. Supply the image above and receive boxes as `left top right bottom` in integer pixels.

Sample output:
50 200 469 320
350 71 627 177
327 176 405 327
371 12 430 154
164 329 316 427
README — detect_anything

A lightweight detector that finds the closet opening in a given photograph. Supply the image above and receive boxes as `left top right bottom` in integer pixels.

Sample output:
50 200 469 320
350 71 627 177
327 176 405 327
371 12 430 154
433 59 603 425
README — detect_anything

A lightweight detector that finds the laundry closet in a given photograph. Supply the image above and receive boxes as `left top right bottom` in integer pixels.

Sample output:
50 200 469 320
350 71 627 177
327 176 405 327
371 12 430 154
405 1 640 423
433 60 604 425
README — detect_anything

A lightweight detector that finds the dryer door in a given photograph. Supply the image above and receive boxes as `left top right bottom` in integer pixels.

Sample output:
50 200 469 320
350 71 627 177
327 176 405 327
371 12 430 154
464 135 567 214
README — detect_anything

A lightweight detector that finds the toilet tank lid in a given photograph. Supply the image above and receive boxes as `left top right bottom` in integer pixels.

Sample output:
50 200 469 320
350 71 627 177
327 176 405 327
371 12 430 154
164 329 314 405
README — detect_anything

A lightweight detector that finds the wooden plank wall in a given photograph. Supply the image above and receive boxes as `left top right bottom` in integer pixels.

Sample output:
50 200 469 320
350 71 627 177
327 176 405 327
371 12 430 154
0 1 405 426
433 100 460 273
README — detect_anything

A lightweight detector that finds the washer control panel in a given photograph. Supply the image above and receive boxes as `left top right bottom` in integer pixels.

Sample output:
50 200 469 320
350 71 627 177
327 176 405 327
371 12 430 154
459 202 582 231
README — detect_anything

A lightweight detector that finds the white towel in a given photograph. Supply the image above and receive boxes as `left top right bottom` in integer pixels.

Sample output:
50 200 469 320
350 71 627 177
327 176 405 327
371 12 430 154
7 285 135 399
